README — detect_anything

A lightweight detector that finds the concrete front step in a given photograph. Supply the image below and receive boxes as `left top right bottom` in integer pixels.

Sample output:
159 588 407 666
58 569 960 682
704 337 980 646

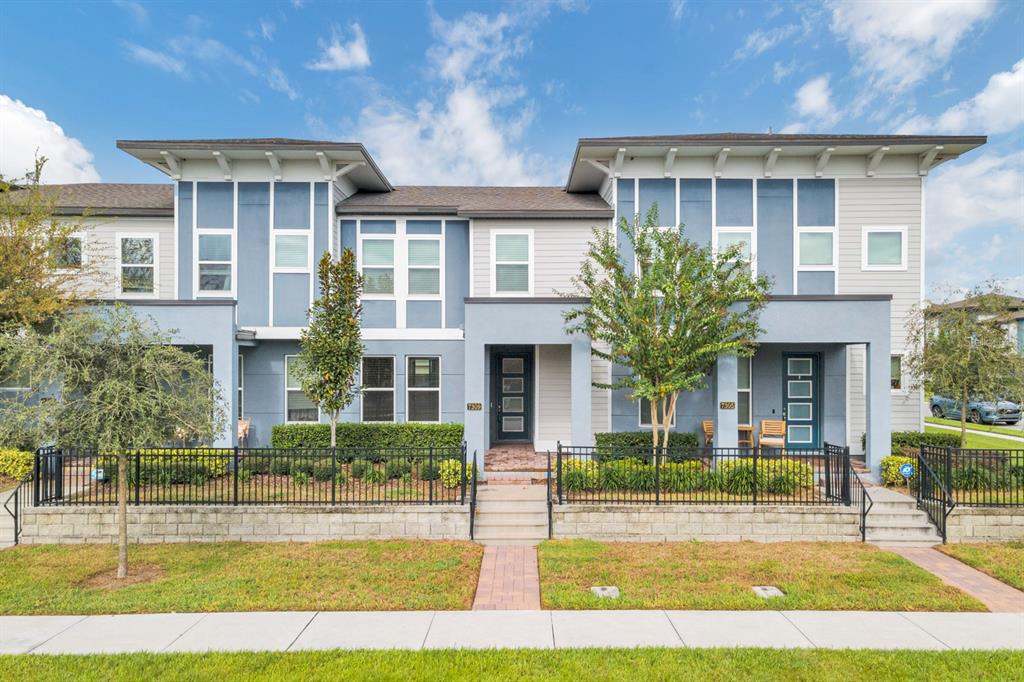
475 513 547 527
867 512 933 524
865 525 940 540
869 537 941 548
477 538 542 546
473 526 548 541
477 485 548 501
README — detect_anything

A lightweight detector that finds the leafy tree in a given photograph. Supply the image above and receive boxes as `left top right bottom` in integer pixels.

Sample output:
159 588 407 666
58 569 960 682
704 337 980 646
0 157 106 331
297 250 364 447
0 305 226 578
564 206 773 449
906 286 1024 447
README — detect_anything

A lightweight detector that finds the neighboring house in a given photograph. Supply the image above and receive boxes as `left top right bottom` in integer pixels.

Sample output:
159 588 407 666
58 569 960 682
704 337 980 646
931 294 1024 353
23 133 985 473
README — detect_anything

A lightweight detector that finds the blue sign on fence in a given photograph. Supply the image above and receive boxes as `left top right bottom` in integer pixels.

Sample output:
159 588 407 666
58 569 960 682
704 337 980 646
899 463 915 479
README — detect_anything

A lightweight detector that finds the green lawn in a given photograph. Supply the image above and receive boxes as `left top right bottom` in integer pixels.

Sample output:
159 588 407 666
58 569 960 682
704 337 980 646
939 542 1024 591
539 540 984 611
0 540 482 615
925 426 1023 450
926 417 1024 441
1 649 1021 682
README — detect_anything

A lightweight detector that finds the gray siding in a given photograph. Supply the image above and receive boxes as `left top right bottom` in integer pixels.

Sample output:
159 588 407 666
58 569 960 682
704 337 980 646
536 344 571 447
272 273 309 326
177 182 193 298
756 179 794 294
445 220 469 328
237 182 269 326
78 216 176 300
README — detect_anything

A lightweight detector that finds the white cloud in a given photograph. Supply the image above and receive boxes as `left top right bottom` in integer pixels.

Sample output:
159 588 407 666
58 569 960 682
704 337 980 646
0 95 101 183
927 151 1024 252
346 9 561 185
259 19 275 41
772 59 797 83
123 42 187 77
828 0 995 96
113 0 147 27
307 23 371 71
267 66 298 101
670 0 686 23
733 24 800 60
897 58 1024 134
781 74 840 131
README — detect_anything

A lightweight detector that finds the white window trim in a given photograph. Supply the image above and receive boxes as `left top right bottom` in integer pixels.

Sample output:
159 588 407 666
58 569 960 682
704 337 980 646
791 179 839 291
358 231 398 301
116 232 159 299
890 354 908 394
406 234 443 301
360 355 396 423
795 227 838 271
712 178 758 277
490 228 534 296
271 231 312 274
237 354 245 421
638 396 676 428
193 182 237 298
406 355 442 423
862 225 908 271
738 356 753 427
55 232 87 271
284 354 320 424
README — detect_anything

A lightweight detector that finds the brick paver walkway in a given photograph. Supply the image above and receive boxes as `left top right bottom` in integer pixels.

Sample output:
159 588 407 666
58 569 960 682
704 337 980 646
472 545 541 610
484 444 548 472
891 547 1024 613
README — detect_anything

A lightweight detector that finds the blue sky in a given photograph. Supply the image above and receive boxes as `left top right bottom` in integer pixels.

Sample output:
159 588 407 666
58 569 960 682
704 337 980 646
1 0 1021 297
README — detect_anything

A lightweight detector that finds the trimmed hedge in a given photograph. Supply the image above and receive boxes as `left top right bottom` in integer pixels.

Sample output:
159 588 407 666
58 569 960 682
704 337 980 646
0 448 33 482
594 431 701 449
865 430 961 453
271 423 464 449
881 455 916 486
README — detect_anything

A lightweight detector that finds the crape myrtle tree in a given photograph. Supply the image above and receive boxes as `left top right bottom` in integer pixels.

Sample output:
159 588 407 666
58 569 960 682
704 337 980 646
0 305 226 578
906 285 1024 447
296 249 364 447
564 206 773 450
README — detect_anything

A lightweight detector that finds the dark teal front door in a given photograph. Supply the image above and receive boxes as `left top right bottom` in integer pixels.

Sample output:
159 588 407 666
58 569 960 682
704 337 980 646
491 349 533 443
783 354 820 448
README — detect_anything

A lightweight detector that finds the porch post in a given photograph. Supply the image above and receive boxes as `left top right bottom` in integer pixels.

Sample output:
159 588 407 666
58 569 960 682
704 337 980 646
864 341 891 476
212 336 237 448
570 339 592 446
713 355 739 448
464 339 487 472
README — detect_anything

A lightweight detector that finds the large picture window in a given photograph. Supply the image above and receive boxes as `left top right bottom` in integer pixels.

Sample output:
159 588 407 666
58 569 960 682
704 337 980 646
362 356 395 422
362 239 395 295
198 234 232 292
284 355 317 423
492 232 531 294
407 356 440 422
119 235 156 295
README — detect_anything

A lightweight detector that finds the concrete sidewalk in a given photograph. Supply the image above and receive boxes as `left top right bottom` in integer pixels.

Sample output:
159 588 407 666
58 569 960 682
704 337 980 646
2 610 1021 654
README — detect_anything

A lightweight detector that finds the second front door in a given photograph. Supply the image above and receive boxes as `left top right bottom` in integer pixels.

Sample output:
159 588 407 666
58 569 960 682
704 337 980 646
491 349 533 443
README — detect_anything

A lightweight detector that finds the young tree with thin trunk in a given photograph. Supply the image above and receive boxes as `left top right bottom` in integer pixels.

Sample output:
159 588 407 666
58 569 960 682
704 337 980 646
297 250 364 447
564 206 773 450
0 305 226 578
906 286 1024 447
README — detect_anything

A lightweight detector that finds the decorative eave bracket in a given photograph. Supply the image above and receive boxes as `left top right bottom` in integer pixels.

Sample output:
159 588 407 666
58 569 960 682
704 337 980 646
714 147 730 178
212 151 232 180
815 147 834 177
160 151 182 180
866 146 889 177
265 151 282 181
763 147 781 178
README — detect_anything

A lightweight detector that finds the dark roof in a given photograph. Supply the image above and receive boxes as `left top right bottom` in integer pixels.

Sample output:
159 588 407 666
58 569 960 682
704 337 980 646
337 186 612 218
577 132 988 147
9 183 174 217
116 138 363 150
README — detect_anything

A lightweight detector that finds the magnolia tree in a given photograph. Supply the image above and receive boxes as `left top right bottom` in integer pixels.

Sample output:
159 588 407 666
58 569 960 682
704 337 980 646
0 305 226 578
565 206 772 449
906 286 1024 447
296 250 364 447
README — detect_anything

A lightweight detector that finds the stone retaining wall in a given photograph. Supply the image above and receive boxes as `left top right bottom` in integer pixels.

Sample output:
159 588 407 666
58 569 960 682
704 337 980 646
18 504 469 544
552 504 861 542
947 507 1024 543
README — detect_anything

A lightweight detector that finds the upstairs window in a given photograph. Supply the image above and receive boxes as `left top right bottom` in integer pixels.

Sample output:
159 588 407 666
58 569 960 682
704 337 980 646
493 232 532 294
716 231 753 277
274 234 308 270
863 227 907 271
55 235 83 268
798 231 834 267
408 239 441 296
362 239 395 295
119 235 156 296
198 234 232 292
362 357 395 422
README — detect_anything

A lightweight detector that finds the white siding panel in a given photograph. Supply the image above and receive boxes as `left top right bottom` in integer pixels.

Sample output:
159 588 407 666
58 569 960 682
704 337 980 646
77 217 176 299
591 353 611 437
537 344 571 448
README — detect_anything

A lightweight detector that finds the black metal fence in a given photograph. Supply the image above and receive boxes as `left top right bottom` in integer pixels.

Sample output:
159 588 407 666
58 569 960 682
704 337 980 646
32 445 470 507
553 442 857 506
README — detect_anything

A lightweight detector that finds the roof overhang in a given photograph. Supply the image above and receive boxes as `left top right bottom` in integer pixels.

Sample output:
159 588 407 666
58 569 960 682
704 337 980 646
116 139 393 191
335 205 614 219
566 134 988 192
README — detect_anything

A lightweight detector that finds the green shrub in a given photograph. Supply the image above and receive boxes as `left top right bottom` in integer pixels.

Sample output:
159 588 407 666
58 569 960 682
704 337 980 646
627 464 657 492
240 457 271 475
290 458 316 476
598 459 635 491
561 458 599 492
271 423 464 449
439 458 466 489
385 459 412 480
312 461 339 482
416 460 441 481
660 460 706 493
952 465 999 491
718 459 760 495
363 468 386 485
237 468 252 483
350 459 377 479
881 455 916 486
594 431 700 450
96 451 231 485
0 449 33 481
891 431 959 451
269 458 293 476
293 471 310 486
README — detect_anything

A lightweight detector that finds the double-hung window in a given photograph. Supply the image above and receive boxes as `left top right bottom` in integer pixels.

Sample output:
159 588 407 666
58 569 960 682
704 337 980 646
362 239 395 295
408 239 441 296
119 235 157 296
407 356 440 422
796 179 837 291
362 357 395 422
714 179 755 277
863 226 907 271
284 355 318 423
638 397 676 428
198 234 232 292
492 231 532 294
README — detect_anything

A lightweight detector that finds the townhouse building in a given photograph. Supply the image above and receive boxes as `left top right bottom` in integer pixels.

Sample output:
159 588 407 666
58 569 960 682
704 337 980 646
30 133 985 473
